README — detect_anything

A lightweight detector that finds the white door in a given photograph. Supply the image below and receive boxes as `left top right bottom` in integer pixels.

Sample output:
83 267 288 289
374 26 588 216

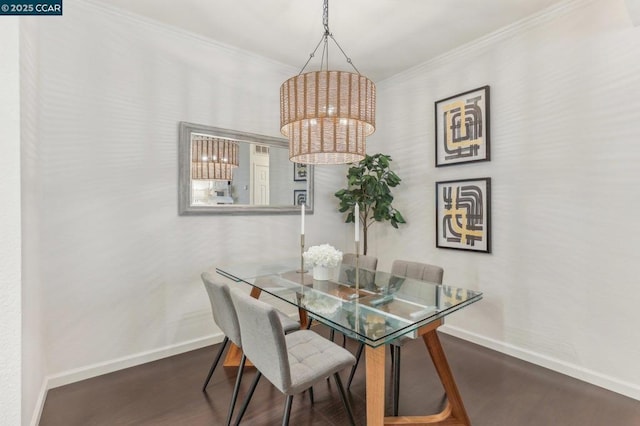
250 144 270 205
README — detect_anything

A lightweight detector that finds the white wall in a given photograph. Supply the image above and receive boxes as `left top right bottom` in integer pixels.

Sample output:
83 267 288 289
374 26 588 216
369 0 640 399
23 0 640 422
21 16 48 426
0 18 23 426
22 0 351 422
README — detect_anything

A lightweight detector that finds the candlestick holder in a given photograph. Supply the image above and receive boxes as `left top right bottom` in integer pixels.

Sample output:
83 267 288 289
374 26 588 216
355 243 360 293
297 234 307 280
348 241 361 300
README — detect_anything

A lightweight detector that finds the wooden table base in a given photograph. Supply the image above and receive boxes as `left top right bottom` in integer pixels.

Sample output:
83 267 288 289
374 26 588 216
366 319 471 426
222 342 249 368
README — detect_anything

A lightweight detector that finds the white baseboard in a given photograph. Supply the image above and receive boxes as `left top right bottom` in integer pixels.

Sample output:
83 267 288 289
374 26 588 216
31 324 639 424
30 333 224 425
29 380 49 426
440 325 640 401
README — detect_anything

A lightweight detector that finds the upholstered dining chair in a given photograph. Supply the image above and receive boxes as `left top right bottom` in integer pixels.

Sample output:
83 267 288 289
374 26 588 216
339 253 379 287
200 273 299 425
390 259 444 284
325 253 379 345
345 260 444 404
229 287 357 426
388 260 444 416
306 253 378 344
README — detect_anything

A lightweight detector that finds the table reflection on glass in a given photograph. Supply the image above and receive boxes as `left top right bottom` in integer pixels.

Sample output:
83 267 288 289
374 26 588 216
215 259 482 426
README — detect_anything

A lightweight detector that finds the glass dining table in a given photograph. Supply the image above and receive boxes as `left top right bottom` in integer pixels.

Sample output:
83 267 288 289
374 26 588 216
215 259 482 426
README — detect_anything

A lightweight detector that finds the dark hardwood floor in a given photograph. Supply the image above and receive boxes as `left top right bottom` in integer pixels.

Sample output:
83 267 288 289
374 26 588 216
40 327 640 425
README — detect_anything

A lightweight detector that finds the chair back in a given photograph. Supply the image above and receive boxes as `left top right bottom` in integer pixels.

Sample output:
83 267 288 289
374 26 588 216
229 288 291 393
391 260 444 284
201 272 242 346
342 253 378 270
340 253 378 289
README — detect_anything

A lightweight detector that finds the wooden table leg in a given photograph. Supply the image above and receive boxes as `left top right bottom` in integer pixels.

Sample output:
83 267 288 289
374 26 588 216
223 287 261 368
297 307 309 330
222 343 245 368
421 329 470 426
366 345 386 426
383 320 470 426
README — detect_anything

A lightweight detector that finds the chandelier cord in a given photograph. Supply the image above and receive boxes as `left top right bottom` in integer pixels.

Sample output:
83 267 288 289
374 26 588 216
297 0 361 76
323 0 329 35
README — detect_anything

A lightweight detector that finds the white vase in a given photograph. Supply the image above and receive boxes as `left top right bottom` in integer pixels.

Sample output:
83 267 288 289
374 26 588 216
313 265 331 281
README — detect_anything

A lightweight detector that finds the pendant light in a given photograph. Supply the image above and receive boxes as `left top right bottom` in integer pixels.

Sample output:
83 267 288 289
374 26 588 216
191 135 239 181
280 0 376 165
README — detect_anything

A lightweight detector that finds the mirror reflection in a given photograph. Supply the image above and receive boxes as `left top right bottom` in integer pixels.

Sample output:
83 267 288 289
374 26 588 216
178 122 314 215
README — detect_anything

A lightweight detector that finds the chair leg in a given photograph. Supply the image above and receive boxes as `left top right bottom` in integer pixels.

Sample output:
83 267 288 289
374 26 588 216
233 371 261 426
202 336 229 392
308 386 314 404
334 373 356 426
282 394 294 426
306 319 313 329
329 329 335 342
226 354 246 426
346 342 365 389
392 345 401 416
390 343 396 400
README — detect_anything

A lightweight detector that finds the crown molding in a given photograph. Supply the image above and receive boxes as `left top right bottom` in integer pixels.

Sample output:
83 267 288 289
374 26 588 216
81 0 295 73
380 0 598 84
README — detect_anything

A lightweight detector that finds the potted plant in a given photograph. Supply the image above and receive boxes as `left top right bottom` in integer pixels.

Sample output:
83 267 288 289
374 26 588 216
335 153 406 255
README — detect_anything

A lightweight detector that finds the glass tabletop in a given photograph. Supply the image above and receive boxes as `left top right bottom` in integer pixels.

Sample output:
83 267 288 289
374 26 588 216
216 259 482 347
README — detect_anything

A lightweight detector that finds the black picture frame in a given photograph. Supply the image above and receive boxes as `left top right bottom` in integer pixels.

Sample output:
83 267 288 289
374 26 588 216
294 190 307 206
436 177 491 253
435 86 490 167
293 163 307 181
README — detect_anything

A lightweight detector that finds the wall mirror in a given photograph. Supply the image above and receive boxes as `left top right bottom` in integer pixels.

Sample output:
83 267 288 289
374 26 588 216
178 122 314 215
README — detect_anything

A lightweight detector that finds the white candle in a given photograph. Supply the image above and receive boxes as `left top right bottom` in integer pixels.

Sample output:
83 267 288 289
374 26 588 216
301 203 305 235
354 203 360 242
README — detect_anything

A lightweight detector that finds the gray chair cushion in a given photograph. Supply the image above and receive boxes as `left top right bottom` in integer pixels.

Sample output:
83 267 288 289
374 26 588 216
253 276 300 333
285 330 356 395
391 260 444 283
201 272 242 346
342 253 378 270
278 311 300 333
230 287 355 396
340 253 378 289
230 288 294 392
389 260 444 346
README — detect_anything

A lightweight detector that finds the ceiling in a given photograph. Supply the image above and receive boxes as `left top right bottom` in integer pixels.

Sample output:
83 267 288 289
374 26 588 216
95 0 564 82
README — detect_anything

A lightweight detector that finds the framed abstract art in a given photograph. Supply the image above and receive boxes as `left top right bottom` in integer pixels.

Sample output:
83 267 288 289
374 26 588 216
435 86 490 167
293 162 307 181
436 177 491 253
294 189 307 206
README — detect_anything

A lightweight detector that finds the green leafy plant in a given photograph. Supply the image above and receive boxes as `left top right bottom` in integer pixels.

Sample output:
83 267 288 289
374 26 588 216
335 153 406 255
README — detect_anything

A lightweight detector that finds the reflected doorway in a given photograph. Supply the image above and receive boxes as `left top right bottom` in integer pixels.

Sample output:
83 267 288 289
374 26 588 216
250 144 270 205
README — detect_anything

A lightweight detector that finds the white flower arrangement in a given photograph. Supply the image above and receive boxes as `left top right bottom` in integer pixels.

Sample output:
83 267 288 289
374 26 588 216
303 244 343 268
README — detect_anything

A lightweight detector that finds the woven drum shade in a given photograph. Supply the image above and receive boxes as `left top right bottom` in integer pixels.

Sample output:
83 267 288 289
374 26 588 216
281 70 376 164
191 135 239 181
